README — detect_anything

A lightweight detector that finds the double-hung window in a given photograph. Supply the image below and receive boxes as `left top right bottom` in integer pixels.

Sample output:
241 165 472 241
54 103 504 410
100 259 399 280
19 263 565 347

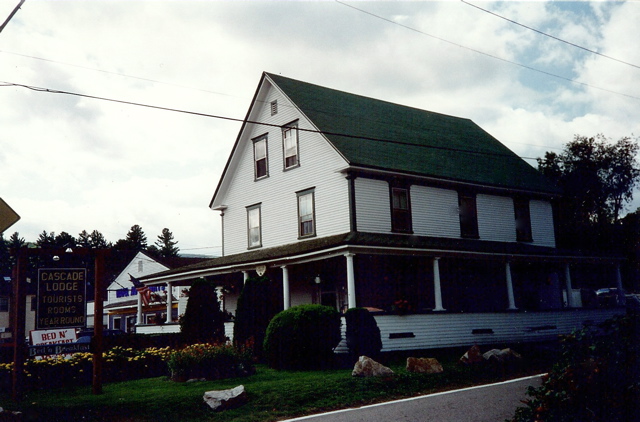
391 187 412 233
514 198 533 242
459 192 479 239
297 189 315 238
253 136 268 180
247 204 262 248
282 123 299 170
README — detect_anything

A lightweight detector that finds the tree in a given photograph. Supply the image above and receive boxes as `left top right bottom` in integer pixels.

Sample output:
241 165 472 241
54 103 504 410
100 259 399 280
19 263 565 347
54 231 77 248
0 233 10 276
180 278 226 344
77 230 92 248
36 230 56 247
8 232 24 250
538 134 640 249
155 228 179 258
233 276 281 360
89 230 110 249
114 225 148 251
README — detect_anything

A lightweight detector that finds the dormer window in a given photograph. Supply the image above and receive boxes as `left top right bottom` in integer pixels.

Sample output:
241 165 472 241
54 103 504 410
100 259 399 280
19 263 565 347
253 136 269 180
282 122 299 170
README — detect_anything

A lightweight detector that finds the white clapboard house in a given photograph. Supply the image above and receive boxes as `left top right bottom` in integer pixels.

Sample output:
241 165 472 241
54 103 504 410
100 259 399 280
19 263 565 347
102 251 206 334
142 72 626 351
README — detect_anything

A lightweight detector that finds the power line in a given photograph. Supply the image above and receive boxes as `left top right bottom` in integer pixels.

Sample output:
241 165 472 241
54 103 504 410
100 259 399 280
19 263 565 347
334 1 640 102
461 0 640 71
0 80 543 161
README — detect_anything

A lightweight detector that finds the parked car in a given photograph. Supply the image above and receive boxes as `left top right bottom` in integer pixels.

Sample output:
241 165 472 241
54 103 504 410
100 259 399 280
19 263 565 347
595 288 625 307
76 329 125 343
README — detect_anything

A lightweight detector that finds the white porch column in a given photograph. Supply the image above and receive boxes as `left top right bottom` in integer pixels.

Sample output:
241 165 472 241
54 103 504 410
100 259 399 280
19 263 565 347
433 258 445 311
281 265 290 310
505 261 517 310
166 282 173 322
564 264 575 308
242 271 249 285
345 253 356 309
136 294 143 325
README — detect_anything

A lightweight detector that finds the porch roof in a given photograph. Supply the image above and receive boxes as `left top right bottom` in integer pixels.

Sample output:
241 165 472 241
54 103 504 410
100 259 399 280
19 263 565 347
141 232 622 285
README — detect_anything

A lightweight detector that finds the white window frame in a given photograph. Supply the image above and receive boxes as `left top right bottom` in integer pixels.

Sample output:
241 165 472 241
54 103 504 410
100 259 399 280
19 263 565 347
247 204 262 248
253 136 269 180
297 188 316 238
282 122 299 170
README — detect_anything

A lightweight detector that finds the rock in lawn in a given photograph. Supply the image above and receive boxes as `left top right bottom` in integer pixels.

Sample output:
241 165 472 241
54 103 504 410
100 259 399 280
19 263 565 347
482 348 522 363
406 357 444 374
203 385 248 411
352 355 394 377
459 345 484 365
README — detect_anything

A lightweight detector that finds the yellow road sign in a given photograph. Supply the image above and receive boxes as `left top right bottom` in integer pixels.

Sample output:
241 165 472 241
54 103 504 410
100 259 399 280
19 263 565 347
0 197 20 233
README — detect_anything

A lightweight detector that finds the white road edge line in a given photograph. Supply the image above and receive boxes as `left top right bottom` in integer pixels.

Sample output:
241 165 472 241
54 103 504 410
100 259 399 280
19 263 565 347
280 373 546 421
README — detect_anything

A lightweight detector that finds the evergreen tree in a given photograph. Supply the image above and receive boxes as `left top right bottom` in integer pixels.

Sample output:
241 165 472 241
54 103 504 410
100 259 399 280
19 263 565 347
77 230 92 248
115 225 147 251
8 232 25 250
36 230 56 247
180 278 226 344
0 233 10 276
233 276 280 360
54 231 77 248
89 230 110 248
155 228 179 258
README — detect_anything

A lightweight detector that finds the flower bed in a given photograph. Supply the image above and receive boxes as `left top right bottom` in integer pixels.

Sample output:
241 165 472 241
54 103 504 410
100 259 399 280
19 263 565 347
167 343 254 382
0 346 172 391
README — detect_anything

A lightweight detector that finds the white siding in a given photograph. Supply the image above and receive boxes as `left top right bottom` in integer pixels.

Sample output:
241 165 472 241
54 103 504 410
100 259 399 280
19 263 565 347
477 194 517 242
219 81 351 256
530 199 556 247
354 178 391 233
334 308 623 353
411 185 460 238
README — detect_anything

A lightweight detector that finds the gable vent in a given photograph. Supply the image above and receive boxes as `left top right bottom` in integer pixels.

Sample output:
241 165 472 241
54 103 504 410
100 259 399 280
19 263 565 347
270 100 278 116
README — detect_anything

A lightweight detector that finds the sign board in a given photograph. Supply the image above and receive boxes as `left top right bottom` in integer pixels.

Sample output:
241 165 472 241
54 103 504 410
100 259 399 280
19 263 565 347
0 197 20 233
29 342 90 358
30 328 78 346
37 268 87 330
30 328 79 359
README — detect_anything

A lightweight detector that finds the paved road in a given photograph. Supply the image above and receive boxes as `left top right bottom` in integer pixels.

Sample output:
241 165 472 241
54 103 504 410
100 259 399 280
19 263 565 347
282 375 543 422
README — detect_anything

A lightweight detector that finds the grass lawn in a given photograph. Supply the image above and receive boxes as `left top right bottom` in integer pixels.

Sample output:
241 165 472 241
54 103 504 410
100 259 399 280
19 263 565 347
1 348 552 422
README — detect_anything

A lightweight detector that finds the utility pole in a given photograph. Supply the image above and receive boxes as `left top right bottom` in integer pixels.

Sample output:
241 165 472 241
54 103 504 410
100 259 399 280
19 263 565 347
0 0 26 34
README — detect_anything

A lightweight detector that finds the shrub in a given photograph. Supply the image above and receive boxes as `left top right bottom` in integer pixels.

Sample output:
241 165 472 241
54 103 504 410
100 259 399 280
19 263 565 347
510 314 640 422
345 307 382 362
180 278 227 344
167 343 254 381
264 305 341 370
233 276 280 360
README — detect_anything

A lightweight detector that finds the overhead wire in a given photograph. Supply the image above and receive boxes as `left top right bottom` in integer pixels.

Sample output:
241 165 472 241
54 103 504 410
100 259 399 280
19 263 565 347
0 80 543 161
460 0 640 71
334 0 640 102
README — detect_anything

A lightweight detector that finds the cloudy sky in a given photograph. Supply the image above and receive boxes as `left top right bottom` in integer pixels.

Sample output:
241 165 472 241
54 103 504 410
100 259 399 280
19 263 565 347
1 1 638 256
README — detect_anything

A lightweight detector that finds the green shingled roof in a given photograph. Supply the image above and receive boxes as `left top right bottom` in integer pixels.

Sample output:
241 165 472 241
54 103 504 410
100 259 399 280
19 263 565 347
267 73 559 194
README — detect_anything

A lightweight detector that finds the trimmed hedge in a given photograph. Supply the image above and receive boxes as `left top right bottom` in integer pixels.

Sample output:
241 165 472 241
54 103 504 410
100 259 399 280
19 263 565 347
345 307 382 363
264 305 341 370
